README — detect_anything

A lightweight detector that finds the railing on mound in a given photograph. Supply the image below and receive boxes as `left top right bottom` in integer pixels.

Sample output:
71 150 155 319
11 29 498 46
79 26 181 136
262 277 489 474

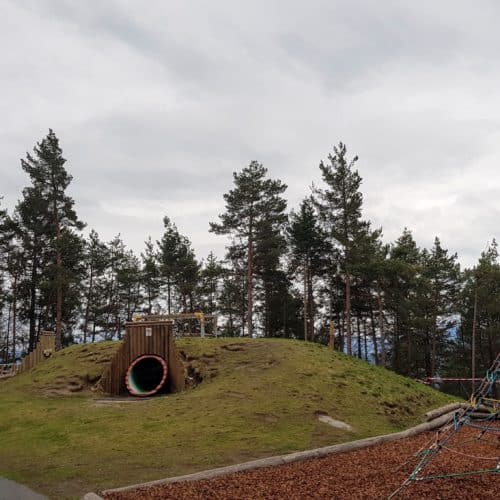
132 313 218 338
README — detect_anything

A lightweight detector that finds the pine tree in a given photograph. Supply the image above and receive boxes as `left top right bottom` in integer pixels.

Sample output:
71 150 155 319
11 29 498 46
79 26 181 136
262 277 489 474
349 224 385 362
157 216 183 314
15 184 50 349
219 246 247 336
315 143 367 355
116 250 142 324
386 229 422 375
141 237 161 314
288 197 329 341
0 201 15 360
200 252 224 314
99 235 126 339
82 230 109 343
17 130 84 348
421 237 461 377
456 241 500 377
175 237 200 312
210 161 287 337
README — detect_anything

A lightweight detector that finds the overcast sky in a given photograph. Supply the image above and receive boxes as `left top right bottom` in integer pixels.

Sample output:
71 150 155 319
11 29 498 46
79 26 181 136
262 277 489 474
1 0 499 268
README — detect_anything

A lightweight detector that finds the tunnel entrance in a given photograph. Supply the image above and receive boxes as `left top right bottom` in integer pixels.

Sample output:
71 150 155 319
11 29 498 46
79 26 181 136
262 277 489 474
125 355 168 397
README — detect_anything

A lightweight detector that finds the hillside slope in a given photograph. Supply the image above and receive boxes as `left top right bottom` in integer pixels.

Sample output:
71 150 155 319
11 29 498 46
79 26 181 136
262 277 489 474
0 338 455 498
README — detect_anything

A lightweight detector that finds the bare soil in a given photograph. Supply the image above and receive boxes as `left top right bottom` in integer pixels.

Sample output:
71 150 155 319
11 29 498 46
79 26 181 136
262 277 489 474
105 424 499 499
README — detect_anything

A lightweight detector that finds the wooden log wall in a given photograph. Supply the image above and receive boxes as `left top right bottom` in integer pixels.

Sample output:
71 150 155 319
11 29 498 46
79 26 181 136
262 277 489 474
17 331 56 374
101 321 186 396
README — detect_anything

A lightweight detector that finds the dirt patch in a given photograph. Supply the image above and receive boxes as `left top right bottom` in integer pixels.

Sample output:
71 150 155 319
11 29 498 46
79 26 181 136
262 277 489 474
179 350 221 389
185 365 203 388
40 374 100 396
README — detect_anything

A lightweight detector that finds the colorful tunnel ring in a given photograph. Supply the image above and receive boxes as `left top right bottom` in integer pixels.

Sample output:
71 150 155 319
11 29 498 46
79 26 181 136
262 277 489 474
125 354 168 397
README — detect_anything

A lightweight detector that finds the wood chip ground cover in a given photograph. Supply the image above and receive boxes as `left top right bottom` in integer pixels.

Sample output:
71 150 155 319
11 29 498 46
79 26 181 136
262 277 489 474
106 425 499 499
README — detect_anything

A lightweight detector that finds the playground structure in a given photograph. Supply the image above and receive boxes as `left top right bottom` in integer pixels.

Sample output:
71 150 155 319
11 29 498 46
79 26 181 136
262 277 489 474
390 352 500 497
1 315 210 396
101 320 186 396
133 312 218 337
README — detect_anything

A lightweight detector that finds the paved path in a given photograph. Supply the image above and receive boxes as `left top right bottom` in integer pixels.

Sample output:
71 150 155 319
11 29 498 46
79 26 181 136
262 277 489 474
0 478 47 500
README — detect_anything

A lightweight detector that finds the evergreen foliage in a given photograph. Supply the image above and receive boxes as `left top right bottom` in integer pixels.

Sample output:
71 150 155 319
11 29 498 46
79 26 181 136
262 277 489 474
210 161 287 337
0 132 497 382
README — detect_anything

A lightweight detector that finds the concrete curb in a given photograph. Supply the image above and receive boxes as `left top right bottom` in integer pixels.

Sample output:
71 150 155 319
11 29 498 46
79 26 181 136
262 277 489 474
88 410 455 498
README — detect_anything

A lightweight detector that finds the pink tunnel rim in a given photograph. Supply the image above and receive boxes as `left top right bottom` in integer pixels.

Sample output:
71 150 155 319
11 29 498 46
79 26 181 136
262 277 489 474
125 354 168 397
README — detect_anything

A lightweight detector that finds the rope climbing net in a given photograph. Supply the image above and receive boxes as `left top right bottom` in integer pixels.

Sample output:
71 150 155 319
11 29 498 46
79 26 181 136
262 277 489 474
389 353 500 498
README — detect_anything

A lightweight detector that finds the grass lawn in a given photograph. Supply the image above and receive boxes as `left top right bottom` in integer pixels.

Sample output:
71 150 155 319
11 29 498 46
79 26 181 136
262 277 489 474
0 338 455 498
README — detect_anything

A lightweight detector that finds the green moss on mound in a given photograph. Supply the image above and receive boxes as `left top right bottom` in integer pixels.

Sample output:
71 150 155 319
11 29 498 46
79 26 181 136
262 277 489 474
0 338 455 498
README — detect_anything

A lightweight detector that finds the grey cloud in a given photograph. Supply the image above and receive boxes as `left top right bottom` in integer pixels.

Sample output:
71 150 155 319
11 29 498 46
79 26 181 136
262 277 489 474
2 0 500 268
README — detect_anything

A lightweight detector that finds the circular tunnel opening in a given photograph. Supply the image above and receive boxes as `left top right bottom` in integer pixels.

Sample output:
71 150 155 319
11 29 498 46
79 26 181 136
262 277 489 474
125 354 168 397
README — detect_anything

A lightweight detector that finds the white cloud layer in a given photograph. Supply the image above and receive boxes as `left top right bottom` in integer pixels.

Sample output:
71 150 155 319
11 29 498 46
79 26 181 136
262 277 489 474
1 0 499 267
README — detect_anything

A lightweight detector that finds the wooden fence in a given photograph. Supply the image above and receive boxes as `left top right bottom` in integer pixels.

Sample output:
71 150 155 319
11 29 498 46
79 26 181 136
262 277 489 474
17 331 56 374
101 321 186 395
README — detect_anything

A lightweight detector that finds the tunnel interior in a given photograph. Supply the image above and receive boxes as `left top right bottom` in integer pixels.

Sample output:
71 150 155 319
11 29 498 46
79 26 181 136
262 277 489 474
125 355 168 396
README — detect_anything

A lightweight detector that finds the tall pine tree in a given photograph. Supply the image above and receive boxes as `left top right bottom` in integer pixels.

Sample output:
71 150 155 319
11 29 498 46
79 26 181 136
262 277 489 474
315 143 366 355
16 130 84 348
288 197 329 341
210 161 287 336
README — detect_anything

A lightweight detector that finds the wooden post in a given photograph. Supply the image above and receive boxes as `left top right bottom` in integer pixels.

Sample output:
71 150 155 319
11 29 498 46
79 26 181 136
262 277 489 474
471 286 478 395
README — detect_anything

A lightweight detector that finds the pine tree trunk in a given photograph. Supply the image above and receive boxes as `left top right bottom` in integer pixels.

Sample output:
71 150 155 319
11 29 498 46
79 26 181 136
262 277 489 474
376 282 385 366
356 314 362 358
246 225 254 338
424 328 431 377
307 264 314 341
29 251 38 351
407 326 413 377
471 312 477 381
83 265 94 344
486 322 493 366
265 284 270 337
5 300 11 362
11 274 17 361
339 311 345 353
369 307 379 365
394 312 400 372
303 262 308 341
167 279 172 315
362 316 368 362
53 191 63 350
345 271 352 355
430 322 437 378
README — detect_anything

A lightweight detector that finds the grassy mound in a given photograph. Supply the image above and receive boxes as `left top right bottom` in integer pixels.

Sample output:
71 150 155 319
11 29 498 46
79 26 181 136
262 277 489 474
0 338 455 498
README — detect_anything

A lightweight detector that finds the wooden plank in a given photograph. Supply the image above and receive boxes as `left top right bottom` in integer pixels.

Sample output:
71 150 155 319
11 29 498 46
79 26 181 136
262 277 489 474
103 321 185 395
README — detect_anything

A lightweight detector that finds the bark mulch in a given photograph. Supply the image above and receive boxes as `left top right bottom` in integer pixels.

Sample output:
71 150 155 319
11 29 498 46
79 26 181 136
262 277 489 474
105 424 500 499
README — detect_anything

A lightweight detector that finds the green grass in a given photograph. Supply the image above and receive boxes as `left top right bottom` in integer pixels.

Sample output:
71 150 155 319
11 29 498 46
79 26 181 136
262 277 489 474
0 338 456 498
